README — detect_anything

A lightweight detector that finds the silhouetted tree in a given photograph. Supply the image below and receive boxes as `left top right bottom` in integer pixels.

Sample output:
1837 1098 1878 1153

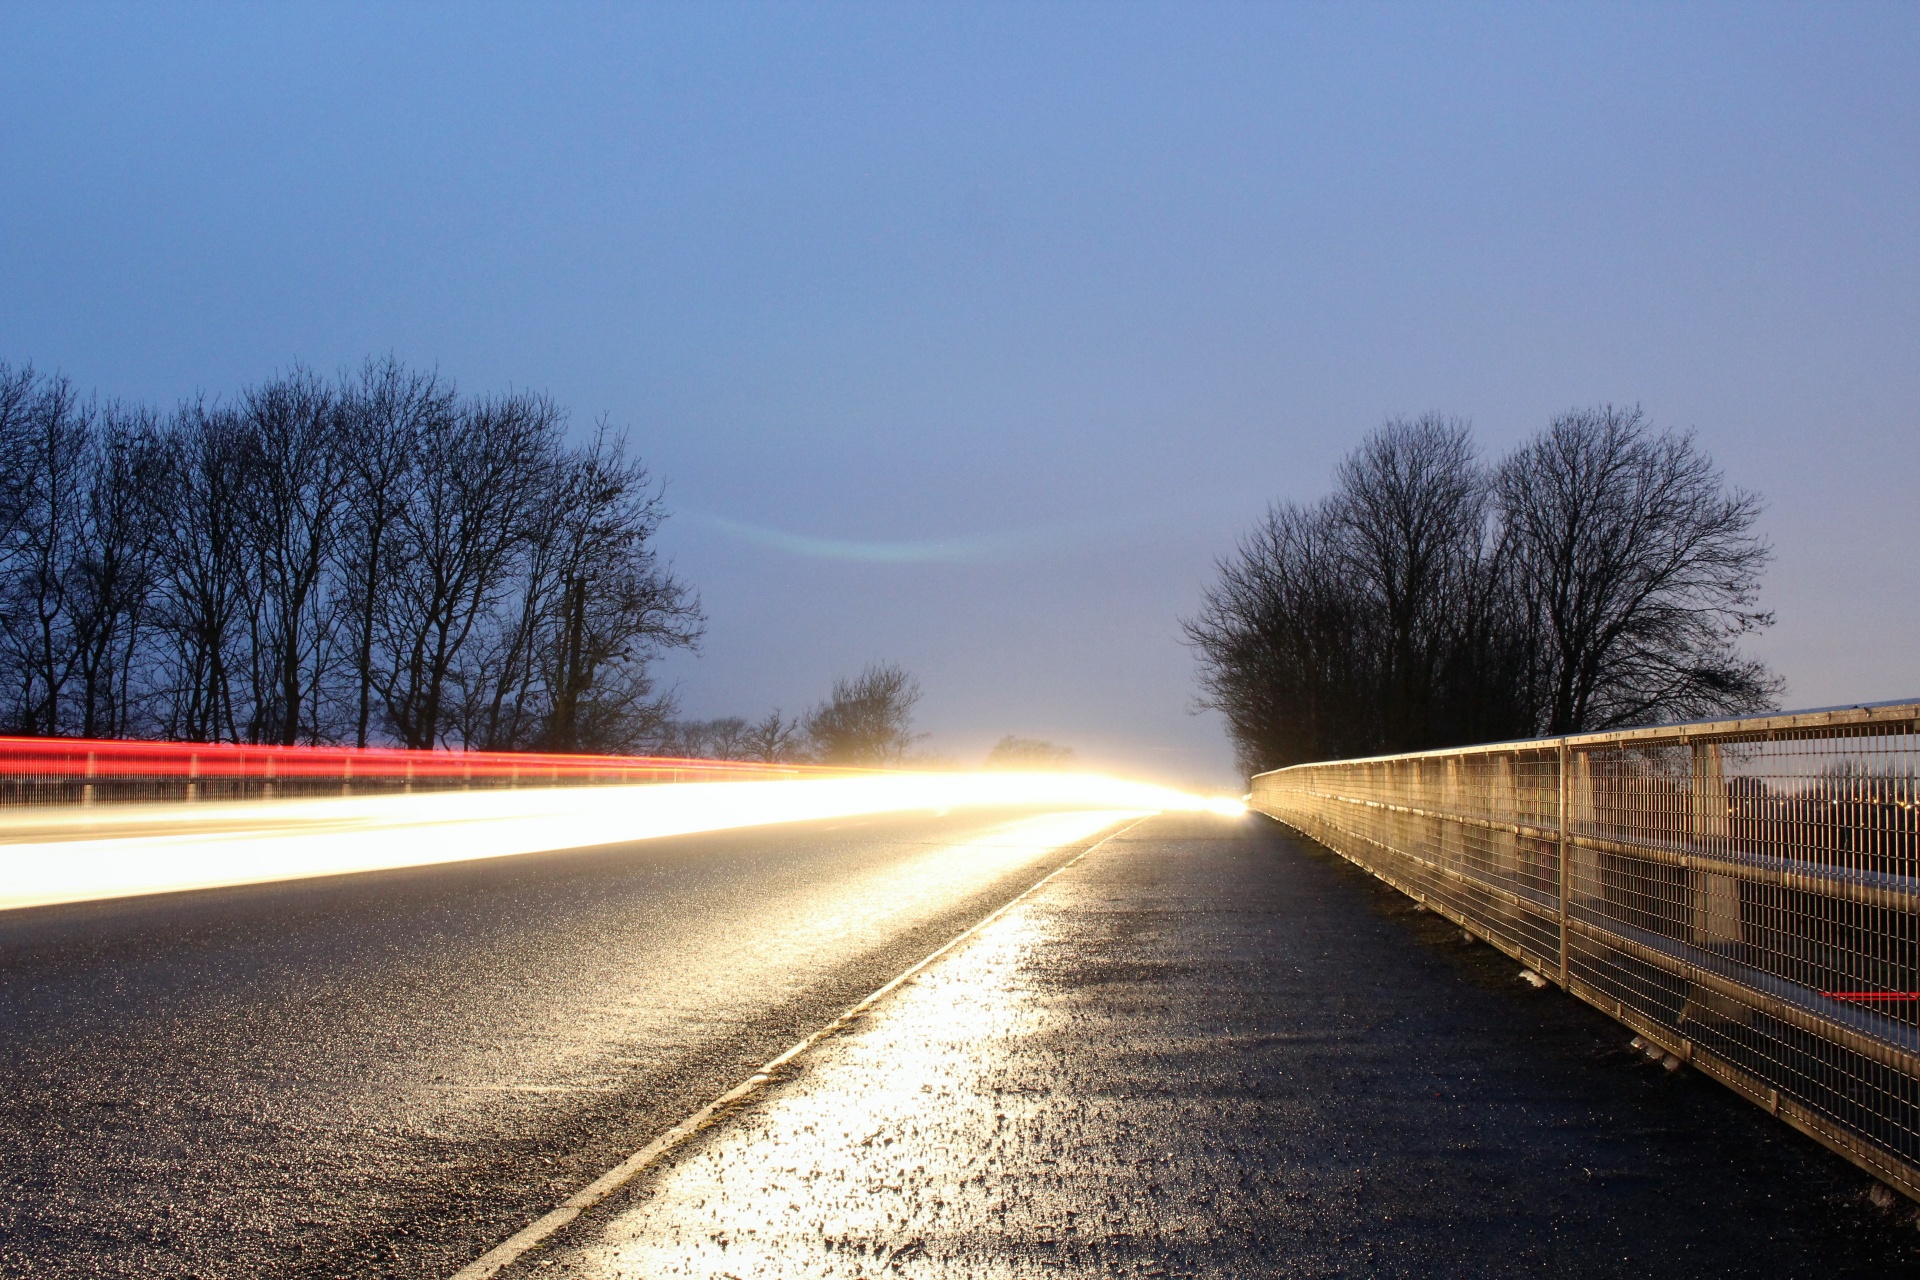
1186 501 1377 776
1495 405 1779 733
530 427 701 751
451 423 701 752
147 402 263 742
742 710 804 762
660 717 753 760
66 404 164 738
1189 407 1779 777
0 370 94 734
805 663 923 765
236 366 352 744
1331 414 1506 750
375 390 557 748
984 736 1076 768
0 356 702 754
339 358 451 746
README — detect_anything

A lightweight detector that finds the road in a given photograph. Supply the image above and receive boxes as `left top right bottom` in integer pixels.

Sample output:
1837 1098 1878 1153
503 813 1920 1280
5 806 1918 1279
0 804 1133 1278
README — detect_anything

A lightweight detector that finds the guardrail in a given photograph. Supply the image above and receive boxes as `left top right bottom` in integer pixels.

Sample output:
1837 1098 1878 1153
1251 700 1920 1201
0 736 821 807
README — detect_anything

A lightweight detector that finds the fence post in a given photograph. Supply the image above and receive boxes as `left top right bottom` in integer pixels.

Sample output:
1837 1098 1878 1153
187 753 200 804
1558 738 1570 987
83 751 96 807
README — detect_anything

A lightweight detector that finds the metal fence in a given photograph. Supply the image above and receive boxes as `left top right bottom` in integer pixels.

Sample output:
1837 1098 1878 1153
1251 700 1920 1201
0 736 823 808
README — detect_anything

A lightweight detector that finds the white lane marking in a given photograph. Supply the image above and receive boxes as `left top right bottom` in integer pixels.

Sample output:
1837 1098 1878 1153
445 814 1151 1280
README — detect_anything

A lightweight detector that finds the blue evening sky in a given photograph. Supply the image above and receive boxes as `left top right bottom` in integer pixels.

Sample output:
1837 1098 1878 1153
3 4 1915 783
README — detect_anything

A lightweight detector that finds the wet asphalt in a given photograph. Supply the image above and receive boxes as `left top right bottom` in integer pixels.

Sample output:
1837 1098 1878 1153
506 812 1920 1280
0 805 1123 1279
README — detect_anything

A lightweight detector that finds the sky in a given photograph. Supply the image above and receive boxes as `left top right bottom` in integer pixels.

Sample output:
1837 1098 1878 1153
2 3 1916 785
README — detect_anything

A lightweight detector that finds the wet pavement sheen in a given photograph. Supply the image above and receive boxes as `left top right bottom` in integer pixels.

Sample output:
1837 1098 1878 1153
0 807 1129 1278
510 813 1920 1279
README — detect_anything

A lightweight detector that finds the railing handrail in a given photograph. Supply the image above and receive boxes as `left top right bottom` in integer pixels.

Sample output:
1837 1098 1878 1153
1254 698 1920 775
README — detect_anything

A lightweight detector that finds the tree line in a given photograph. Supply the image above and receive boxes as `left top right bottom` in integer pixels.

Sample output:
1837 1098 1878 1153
1185 407 1780 777
667 662 928 766
668 665 1077 769
0 357 702 751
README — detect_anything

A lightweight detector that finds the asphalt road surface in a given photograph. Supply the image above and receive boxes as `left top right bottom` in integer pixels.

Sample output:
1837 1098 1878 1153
0 805 1131 1278
504 813 1920 1280
6 807 1919 1280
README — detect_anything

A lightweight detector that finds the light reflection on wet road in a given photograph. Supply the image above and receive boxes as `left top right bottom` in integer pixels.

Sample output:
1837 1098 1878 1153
508 814 1920 1280
0 806 1132 1278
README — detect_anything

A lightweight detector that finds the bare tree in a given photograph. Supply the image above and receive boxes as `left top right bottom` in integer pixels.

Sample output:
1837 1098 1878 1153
742 710 803 762
1495 405 1779 733
376 391 556 748
528 427 701 752
0 371 91 734
1331 415 1499 750
701 718 755 759
1185 501 1378 774
659 717 753 760
67 404 164 738
1189 406 1778 776
0 355 706 753
0 371 165 738
339 358 450 746
658 709 806 762
452 423 701 752
0 362 40 552
144 403 255 742
984 736 1076 769
236 367 353 744
805 663 924 765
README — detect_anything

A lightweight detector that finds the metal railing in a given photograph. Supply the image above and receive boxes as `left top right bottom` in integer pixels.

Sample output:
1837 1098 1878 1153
0 736 825 808
1251 700 1920 1200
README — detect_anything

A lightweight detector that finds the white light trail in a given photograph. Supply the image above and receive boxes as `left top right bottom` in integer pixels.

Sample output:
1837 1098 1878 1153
0 772 1244 912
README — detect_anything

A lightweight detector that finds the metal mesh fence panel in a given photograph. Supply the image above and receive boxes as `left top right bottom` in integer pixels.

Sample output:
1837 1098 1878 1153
1251 701 1920 1201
